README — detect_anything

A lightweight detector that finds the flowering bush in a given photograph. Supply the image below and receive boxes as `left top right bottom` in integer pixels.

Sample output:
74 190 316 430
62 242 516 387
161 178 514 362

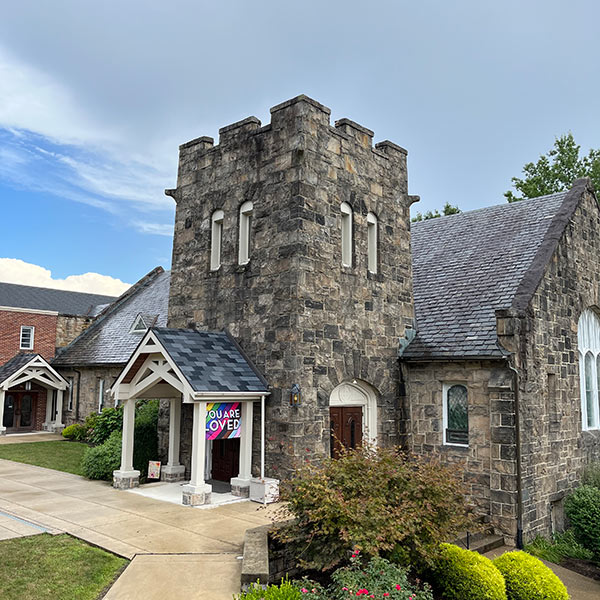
275 444 472 571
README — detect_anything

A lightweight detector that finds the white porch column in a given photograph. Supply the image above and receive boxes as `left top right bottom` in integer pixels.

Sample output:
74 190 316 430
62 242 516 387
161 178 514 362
162 398 185 482
53 389 64 432
0 389 6 435
182 401 212 505
43 389 53 431
113 398 140 489
231 401 253 497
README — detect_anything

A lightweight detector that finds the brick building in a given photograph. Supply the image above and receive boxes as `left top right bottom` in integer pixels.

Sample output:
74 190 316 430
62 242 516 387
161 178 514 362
0 282 116 434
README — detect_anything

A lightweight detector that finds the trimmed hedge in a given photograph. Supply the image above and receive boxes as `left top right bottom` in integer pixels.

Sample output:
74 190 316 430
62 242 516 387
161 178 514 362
433 543 506 600
61 423 87 441
81 429 121 480
565 485 600 556
493 551 569 600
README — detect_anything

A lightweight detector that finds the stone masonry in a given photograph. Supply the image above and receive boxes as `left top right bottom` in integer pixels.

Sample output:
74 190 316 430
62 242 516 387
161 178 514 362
166 95 416 477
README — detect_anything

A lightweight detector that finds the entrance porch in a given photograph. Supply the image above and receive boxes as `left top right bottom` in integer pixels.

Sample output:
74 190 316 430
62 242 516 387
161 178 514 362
110 328 271 506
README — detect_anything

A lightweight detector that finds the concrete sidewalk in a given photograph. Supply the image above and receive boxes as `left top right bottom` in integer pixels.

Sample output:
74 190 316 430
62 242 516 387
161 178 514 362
0 432 64 444
0 458 275 599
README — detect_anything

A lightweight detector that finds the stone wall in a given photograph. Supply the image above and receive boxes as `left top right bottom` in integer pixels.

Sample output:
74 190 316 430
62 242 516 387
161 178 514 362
55 315 93 349
167 95 415 477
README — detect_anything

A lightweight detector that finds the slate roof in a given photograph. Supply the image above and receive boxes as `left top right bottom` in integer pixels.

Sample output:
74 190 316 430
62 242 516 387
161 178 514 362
52 269 170 366
404 190 575 359
153 328 269 393
0 353 38 385
0 282 117 316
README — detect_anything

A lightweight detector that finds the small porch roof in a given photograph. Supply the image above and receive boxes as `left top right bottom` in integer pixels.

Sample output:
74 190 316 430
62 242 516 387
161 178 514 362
0 353 69 391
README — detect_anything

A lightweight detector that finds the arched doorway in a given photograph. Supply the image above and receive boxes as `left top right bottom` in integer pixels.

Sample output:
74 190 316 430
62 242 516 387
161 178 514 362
329 380 378 457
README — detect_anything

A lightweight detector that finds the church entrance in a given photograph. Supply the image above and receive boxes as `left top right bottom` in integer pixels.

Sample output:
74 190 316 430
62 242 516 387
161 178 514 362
211 438 240 482
3 392 37 432
330 406 363 458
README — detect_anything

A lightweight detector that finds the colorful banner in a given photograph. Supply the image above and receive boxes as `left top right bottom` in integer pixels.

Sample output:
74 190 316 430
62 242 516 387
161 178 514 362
205 402 242 440
147 461 161 479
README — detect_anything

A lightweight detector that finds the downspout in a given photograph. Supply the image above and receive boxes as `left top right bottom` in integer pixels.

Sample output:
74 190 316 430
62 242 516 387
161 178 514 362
74 369 82 422
506 361 524 549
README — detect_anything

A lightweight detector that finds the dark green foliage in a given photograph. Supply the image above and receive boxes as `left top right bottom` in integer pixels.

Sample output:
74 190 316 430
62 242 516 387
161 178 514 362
433 543 506 600
235 577 304 599
525 529 594 564
61 423 87 441
81 430 121 480
582 462 600 490
564 485 600 556
493 551 569 600
85 406 123 445
505 133 600 202
412 202 461 222
275 445 472 571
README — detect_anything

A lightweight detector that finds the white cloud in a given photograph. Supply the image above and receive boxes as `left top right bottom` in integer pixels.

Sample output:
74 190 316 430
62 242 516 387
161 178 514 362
133 221 174 236
0 258 131 296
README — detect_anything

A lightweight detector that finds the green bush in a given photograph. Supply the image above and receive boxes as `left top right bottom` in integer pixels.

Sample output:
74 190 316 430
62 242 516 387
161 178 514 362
433 543 506 600
275 445 472 571
493 551 569 600
86 406 123 445
564 485 600 556
81 429 122 480
525 529 594 564
330 555 433 599
235 577 304 599
61 423 87 441
582 462 600 490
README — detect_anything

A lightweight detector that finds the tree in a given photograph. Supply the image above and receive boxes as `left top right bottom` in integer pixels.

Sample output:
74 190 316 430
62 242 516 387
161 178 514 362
412 202 460 223
505 133 600 202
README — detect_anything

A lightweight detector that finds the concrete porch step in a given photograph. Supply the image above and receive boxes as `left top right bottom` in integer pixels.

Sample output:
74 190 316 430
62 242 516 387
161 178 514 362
453 531 505 554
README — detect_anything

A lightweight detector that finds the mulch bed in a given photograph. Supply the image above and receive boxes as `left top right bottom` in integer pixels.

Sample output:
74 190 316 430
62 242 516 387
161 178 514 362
560 558 600 581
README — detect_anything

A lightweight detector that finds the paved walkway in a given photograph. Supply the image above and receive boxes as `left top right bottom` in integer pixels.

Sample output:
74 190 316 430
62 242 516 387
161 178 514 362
0 432 63 444
0 458 275 599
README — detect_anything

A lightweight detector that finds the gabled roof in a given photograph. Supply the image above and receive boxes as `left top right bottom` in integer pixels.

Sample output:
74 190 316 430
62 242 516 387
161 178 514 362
0 353 38 384
0 353 68 390
52 268 170 367
153 328 269 393
404 180 592 360
0 282 117 316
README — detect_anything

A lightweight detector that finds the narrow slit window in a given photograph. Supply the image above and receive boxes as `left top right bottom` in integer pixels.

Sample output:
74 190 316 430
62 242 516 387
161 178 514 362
211 209 224 270
238 201 253 265
367 212 378 274
98 379 105 413
341 202 353 267
20 326 34 350
444 384 468 446
67 377 74 411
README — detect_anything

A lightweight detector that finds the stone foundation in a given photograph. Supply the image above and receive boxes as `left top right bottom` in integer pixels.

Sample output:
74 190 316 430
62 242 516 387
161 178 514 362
182 483 212 506
113 470 140 489
230 477 251 498
161 464 186 482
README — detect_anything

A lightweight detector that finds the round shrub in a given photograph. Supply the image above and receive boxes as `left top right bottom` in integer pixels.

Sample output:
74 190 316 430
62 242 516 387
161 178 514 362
493 551 568 600
564 485 600 555
81 429 122 480
434 543 506 600
61 423 87 441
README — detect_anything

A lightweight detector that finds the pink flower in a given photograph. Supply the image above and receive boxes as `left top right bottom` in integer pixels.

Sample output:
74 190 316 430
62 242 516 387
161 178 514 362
342 588 348 591
395 584 402 590
301 588 308 593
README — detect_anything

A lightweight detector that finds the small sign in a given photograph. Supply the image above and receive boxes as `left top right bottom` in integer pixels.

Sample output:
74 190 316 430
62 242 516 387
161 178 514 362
206 402 241 440
147 461 161 479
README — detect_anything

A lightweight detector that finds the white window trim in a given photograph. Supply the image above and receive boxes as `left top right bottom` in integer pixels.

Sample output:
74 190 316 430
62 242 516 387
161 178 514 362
129 314 148 334
238 201 253 265
442 382 469 447
211 209 224 271
578 309 600 431
20 325 34 350
98 379 105 413
367 211 378 274
341 202 353 267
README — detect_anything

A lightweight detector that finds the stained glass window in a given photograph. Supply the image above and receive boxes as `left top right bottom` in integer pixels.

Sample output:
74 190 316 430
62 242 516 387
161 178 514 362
446 384 468 445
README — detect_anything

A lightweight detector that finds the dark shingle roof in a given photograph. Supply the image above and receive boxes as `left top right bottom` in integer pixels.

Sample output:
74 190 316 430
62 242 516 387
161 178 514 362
0 282 118 316
153 328 269 393
404 190 577 359
52 269 170 366
0 353 38 385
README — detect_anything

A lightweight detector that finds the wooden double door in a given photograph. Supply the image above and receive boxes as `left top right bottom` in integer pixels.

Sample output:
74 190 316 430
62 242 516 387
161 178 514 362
3 392 37 431
211 438 240 482
330 406 363 458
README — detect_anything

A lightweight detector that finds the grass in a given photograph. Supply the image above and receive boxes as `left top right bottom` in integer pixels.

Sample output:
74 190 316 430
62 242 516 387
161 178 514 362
0 440 87 475
525 529 595 564
0 533 127 600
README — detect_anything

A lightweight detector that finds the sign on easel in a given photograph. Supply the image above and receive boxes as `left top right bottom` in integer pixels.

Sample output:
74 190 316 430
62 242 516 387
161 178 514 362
147 461 161 479
206 402 241 440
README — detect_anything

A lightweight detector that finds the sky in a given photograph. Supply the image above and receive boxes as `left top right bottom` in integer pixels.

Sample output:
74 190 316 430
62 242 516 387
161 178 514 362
0 1 599 294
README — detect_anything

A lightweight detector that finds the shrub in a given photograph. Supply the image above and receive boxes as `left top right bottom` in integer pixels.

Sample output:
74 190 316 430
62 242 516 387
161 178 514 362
81 429 122 480
433 543 506 600
493 551 569 600
86 406 123 445
582 462 600 490
564 485 600 556
235 577 304 599
275 445 472 571
61 423 87 441
330 554 433 600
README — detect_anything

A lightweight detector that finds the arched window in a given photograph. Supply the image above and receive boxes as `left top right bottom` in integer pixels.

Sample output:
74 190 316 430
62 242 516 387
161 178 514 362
443 384 468 446
238 201 253 265
341 202 353 267
210 209 224 271
578 309 600 430
367 212 378 274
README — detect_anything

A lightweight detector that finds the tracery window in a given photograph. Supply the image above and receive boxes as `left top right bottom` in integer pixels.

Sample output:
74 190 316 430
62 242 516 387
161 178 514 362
341 202 353 267
578 309 600 430
443 384 468 446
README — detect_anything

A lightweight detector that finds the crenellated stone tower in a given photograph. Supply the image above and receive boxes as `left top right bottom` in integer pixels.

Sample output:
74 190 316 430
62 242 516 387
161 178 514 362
166 95 416 477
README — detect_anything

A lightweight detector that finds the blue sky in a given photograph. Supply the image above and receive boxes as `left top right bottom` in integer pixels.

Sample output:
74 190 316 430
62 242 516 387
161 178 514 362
0 1 598 293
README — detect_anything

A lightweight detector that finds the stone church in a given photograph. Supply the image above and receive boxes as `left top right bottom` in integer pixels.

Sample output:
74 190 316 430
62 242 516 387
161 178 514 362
104 95 599 546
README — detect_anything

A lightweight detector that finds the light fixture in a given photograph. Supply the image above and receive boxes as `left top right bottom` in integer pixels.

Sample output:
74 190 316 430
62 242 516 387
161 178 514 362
290 384 301 407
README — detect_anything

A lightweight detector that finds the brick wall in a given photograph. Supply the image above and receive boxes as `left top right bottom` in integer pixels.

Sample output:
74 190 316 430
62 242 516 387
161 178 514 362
0 310 58 363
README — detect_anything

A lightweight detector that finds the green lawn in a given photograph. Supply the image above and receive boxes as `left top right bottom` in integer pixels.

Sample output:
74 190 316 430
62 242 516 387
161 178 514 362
0 534 127 600
0 441 87 475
